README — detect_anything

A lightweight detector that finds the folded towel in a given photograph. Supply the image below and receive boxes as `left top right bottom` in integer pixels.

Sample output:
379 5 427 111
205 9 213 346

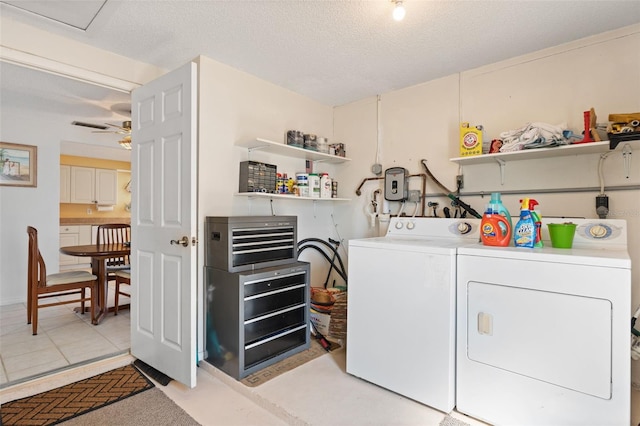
500 122 571 152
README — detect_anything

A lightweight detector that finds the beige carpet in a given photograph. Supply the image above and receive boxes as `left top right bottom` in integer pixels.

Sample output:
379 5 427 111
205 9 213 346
59 388 199 426
241 338 340 387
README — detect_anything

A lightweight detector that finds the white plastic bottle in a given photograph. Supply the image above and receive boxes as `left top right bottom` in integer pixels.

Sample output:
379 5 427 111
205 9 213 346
309 173 320 198
320 173 332 198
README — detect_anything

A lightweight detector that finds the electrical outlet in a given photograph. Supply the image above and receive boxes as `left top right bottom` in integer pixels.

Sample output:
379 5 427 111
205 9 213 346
408 190 421 203
86 208 92 215
456 175 464 189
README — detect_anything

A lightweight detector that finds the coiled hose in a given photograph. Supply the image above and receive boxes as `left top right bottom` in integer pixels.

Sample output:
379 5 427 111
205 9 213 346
297 237 348 287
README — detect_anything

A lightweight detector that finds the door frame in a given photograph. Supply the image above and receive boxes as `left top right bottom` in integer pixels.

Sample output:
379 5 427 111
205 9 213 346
0 56 198 381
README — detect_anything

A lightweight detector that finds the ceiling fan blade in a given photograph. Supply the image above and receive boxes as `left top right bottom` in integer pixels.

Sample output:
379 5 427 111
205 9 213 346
71 121 109 130
104 123 130 132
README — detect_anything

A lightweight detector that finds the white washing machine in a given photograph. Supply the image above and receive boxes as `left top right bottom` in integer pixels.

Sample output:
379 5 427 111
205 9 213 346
456 218 631 426
347 217 481 413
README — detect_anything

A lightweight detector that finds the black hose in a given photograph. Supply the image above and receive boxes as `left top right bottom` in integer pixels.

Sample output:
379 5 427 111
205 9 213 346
297 245 348 284
420 159 482 219
297 238 348 285
298 237 348 277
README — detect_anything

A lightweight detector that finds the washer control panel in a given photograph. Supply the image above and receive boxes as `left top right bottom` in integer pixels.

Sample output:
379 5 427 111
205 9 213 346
387 217 480 240
542 219 627 248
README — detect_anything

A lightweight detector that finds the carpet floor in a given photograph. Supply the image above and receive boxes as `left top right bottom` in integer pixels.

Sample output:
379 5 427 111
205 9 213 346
58 388 199 426
240 338 340 387
1 364 154 425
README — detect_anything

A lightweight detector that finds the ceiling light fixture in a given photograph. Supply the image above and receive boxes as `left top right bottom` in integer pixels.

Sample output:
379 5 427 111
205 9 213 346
118 135 132 150
392 0 406 21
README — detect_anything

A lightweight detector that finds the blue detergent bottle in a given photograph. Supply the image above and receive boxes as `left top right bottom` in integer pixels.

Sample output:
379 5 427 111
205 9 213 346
490 192 512 236
514 197 536 248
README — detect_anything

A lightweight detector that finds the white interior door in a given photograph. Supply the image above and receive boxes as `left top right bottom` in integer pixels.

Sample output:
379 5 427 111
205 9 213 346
130 61 198 388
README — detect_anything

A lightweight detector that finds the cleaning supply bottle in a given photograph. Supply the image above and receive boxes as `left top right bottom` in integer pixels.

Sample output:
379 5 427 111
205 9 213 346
480 203 512 247
514 198 536 248
489 192 512 235
528 199 543 248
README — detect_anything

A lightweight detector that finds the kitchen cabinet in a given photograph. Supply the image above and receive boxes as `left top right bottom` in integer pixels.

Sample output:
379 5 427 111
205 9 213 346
60 165 71 203
235 138 351 201
67 166 118 205
59 225 92 269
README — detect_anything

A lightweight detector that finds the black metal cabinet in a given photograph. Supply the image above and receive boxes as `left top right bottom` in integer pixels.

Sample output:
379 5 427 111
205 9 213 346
205 262 310 380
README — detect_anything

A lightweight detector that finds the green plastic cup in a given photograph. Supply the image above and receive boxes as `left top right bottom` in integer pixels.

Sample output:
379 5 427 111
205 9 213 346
548 223 577 248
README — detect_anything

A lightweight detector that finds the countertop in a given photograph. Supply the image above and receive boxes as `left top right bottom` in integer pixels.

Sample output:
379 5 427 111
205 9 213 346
60 218 131 225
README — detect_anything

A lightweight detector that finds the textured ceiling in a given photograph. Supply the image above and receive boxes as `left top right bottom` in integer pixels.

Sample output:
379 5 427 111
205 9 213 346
2 0 640 107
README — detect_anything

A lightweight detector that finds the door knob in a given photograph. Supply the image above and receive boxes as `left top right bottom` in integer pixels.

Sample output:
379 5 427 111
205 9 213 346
170 236 189 247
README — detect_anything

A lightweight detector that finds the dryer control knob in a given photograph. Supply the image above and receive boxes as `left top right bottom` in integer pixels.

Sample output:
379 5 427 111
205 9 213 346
457 222 472 234
589 225 608 238
406 221 415 230
395 221 403 229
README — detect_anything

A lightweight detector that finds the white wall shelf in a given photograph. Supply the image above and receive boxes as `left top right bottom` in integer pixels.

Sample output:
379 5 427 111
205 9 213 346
236 192 350 201
236 138 351 164
450 141 612 165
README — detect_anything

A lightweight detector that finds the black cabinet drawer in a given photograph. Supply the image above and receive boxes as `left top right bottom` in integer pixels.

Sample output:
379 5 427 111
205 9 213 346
244 305 306 344
244 272 306 297
244 285 305 320
233 247 295 269
245 326 307 368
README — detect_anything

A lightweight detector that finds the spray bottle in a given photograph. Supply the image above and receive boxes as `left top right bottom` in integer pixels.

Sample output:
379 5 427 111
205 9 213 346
514 198 536 248
528 199 543 248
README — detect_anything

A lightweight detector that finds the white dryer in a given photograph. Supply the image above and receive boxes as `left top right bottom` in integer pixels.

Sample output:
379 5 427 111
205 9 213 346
456 219 631 425
347 217 480 413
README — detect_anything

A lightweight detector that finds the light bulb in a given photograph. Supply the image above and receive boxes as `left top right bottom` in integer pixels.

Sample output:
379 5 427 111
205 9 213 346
393 1 405 21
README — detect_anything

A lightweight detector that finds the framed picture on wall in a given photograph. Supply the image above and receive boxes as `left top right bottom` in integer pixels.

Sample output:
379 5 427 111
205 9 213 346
0 142 37 188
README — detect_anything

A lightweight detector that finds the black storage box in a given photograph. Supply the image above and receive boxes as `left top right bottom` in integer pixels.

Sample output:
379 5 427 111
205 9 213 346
239 161 277 193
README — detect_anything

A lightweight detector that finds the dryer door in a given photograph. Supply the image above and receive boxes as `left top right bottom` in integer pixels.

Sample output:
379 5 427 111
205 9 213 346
467 281 611 399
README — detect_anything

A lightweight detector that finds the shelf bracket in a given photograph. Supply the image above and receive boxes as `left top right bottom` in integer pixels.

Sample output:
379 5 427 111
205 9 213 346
496 158 506 185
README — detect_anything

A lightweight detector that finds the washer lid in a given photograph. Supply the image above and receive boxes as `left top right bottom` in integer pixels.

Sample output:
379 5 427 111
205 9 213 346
349 236 459 255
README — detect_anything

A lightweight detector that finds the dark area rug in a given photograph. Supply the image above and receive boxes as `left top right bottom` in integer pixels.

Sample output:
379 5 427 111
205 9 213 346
1 364 154 426
240 338 340 387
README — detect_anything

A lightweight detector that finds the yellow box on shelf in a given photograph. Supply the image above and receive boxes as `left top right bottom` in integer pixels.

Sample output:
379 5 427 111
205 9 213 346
459 122 483 157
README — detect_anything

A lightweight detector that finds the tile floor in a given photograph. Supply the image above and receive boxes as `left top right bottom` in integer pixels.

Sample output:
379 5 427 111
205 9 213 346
0 283 130 386
2 346 639 425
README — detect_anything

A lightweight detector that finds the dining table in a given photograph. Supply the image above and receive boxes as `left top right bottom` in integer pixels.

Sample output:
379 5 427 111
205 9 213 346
59 243 130 325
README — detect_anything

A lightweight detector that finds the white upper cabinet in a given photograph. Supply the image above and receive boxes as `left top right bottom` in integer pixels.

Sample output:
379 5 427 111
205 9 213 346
67 166 118 205
60 165 71 203
94 168 118 205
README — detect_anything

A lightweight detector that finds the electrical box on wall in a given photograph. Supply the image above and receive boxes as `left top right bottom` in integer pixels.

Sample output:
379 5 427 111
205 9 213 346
384 167 408 201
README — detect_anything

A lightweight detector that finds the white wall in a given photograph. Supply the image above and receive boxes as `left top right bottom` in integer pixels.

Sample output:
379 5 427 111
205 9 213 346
0 110 61 304
334 24 640 385
196 56 347 288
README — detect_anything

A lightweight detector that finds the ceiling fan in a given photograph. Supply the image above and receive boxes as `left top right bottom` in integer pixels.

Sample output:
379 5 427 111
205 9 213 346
72 120 132 150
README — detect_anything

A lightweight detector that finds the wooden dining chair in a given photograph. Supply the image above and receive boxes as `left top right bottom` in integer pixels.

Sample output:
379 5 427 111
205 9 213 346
113 269 131 315
96 224 131 282
27 226 98 335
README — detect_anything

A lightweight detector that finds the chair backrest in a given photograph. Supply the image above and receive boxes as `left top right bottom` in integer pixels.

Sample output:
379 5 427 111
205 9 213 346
96 224 131 268
27 226 47 289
